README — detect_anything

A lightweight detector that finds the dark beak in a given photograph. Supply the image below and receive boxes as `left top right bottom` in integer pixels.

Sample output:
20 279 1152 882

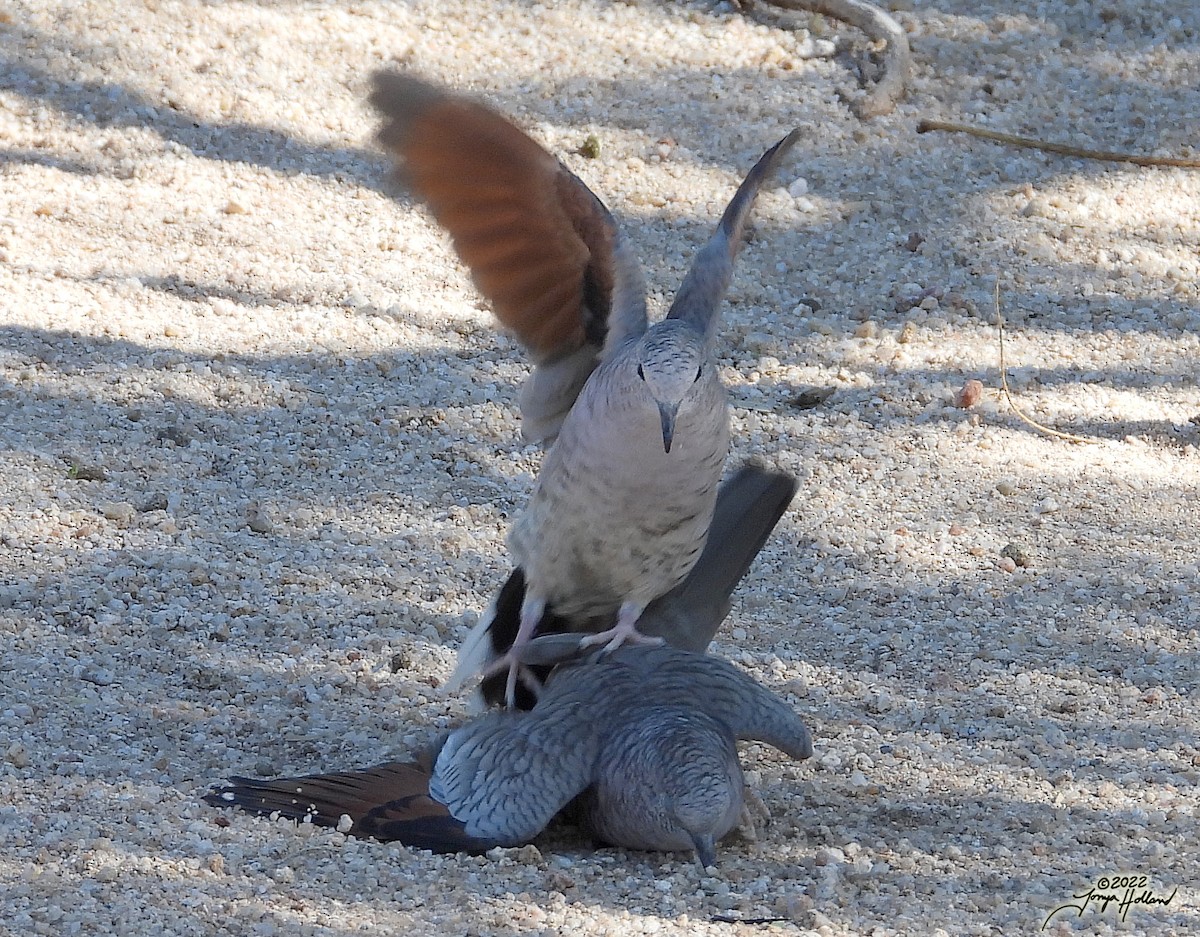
691 832 717 870
658 403 677 454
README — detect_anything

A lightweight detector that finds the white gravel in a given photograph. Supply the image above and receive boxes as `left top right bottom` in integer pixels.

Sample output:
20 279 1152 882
1 1 1198 934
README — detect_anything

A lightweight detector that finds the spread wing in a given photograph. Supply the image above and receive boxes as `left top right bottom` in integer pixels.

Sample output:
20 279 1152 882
370 71 648 440
203 760 494 853
430 704 602 844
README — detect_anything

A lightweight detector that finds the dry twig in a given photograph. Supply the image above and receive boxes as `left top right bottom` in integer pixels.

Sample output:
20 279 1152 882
754 0 911 118
918 119 1200 168
994 284 1095 445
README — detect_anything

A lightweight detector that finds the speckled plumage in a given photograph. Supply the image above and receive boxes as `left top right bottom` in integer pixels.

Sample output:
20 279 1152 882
508 322 730 620
206 647 813 866
369 74 803 703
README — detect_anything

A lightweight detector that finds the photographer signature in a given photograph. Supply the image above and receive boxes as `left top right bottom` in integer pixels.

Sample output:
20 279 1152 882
1043 875 1178 930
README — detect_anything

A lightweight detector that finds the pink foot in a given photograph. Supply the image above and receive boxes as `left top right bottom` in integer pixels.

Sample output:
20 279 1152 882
578 602 665 654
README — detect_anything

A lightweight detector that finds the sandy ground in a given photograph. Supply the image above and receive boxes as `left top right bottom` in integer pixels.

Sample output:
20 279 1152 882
1 0 1198 934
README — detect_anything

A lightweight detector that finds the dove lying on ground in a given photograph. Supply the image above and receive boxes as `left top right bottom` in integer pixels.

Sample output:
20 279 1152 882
369 72 802 704
204 646 812 867
465 462 798 709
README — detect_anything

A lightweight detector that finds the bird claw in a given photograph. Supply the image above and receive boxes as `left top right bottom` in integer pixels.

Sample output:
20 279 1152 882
578 624 665 655
736 784 770 842
478 654 542 708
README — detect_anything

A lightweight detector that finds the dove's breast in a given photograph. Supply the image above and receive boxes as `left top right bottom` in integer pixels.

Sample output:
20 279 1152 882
509 363 729 617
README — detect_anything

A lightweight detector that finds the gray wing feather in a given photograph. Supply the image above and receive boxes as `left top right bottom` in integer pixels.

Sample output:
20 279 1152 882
598 233 649 358
666 130 801 341
430 701 604 843
590 647 813 760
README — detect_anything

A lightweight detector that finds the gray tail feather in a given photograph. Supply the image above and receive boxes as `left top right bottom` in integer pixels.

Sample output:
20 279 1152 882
665 129 802 335
638 463 797 652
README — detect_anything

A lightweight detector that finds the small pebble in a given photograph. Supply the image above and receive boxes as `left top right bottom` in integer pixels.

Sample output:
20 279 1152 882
955 379 984 408
1000 543 1033 567
100 501 135 523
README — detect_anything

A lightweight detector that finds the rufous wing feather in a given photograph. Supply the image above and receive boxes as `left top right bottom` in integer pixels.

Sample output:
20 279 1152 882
203 760 495 854
370 71 618 365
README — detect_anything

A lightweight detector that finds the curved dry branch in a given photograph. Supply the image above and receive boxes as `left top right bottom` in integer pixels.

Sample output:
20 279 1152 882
917 119 1200 168
755 0 911 118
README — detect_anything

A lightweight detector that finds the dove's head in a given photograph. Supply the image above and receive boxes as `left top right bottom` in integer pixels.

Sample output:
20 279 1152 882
670 762 743 869
658 714 744 870
634 321 711 454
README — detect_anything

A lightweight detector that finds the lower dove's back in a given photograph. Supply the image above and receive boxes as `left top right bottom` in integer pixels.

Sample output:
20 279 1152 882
204 647 813 867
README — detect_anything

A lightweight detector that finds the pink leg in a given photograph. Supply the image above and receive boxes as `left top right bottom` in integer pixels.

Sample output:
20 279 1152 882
477 593 546 708
578 600 665 654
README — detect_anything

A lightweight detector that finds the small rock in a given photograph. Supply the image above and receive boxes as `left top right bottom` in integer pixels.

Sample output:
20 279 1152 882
866 691 892 713
138 493 170 512
80 666 115 687
65 460 108 482
544 870 576 891
818 751 842 771
995 480 1017 496
245 503 274 534
955 379 984 409
1000 543 1032 567
790 387 835 410
486 844 545 866
336 814 353 834
157 423 193 447
5 742 29 768
577 134 601 159
845 857 874 880
100 501 135 523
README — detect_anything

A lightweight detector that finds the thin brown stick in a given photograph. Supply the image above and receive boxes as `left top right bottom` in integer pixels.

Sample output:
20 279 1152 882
918 119 1200 168
756 0 911 118
994 284 1095 445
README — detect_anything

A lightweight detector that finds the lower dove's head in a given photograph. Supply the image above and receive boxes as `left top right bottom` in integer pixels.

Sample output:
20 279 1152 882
634 321 712 454
660 718 745 869
670 766 743 869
